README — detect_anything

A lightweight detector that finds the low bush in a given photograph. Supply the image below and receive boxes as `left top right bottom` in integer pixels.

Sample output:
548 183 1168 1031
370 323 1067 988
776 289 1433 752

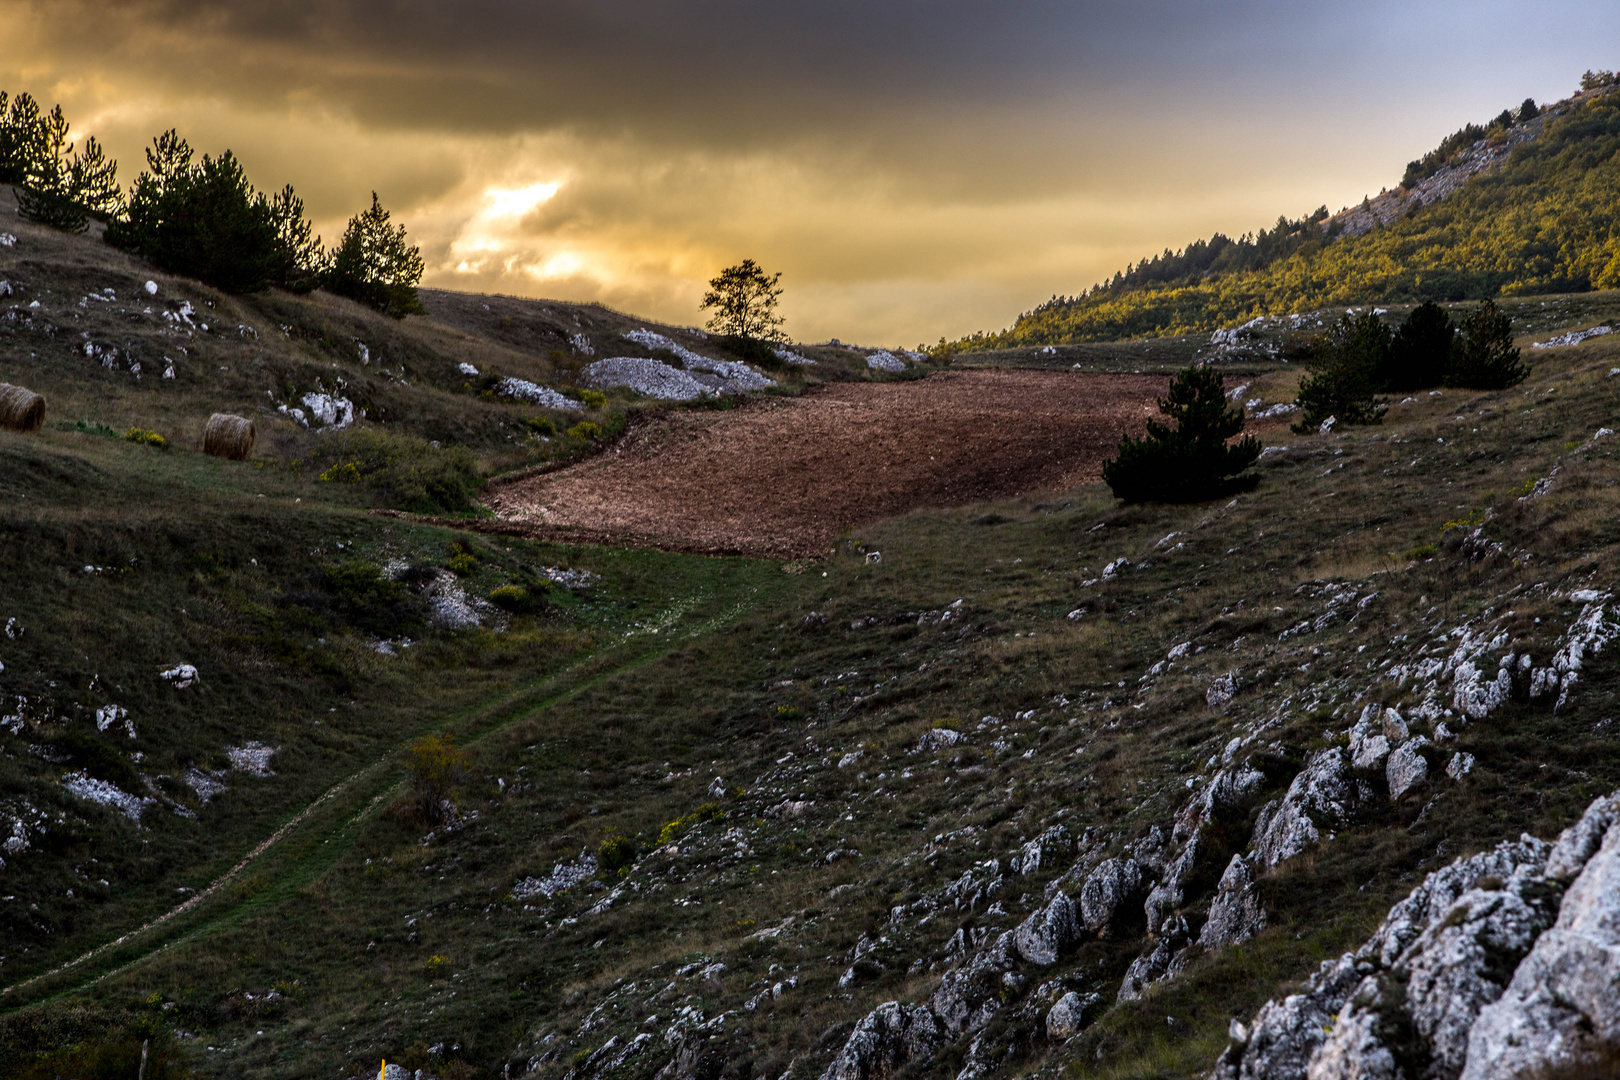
317 560 419 636
403 735 466 827
716 334 782 368
488 584 536 613
304 427 481 514
577 389 607 408
1103 365 1260 503
658 801 724 845
567 421 601 442
597 833 637 873
523 416 557 437
125 427 167 449
447 552 479 576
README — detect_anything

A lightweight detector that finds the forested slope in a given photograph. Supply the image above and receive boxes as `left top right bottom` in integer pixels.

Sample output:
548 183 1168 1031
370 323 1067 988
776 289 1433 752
942 82 1620 353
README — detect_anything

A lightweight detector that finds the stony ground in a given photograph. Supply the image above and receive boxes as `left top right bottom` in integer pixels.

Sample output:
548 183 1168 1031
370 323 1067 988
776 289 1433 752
484 371 1292 558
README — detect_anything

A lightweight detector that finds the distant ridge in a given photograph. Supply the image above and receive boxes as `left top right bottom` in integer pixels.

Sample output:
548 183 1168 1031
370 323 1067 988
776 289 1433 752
940 78 1620 354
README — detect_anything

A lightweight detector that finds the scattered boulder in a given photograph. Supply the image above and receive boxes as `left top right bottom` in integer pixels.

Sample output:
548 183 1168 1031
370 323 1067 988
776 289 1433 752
1198 855 1267 949
1013 893 1080 965
821 1001 941 1080
1207 671 1241 708
1386 737 1431 800
1080 858 1150 936
1045 991 1100 1040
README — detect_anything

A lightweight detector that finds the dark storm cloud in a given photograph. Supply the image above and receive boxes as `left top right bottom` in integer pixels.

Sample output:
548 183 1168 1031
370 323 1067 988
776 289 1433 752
6 0 1620 342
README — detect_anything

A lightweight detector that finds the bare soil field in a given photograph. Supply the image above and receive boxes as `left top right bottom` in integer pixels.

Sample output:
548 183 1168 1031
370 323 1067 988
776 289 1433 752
486 370 1214 558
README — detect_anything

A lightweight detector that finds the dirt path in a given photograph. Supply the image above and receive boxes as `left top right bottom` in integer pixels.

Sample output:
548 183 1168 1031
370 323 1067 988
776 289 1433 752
487 370 1175 558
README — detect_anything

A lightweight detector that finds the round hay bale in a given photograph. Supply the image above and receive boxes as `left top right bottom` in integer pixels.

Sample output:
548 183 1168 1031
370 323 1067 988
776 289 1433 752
203 413 255 460
0 383 44 433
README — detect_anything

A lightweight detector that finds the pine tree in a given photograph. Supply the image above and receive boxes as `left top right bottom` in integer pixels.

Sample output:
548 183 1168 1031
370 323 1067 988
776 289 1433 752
1102 365 1261 503
1446 300 1527 389
107 131 324 293
1383 302 1454 391
7 98 121 233
1518 98 1539 123
0 91 45 184
326 193 426 318
1293 311 1390 432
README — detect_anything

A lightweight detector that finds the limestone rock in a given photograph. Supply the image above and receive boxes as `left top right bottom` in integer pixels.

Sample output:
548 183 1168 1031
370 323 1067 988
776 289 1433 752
1544 791 1620 881
1199 855 1267 949
1397 869 1561 1076
1116 939 1173 1002
821 1001 942 1080
1013 893 1079 965
1208 671 1241 708
1214 955 1364 1078
1252 748 1356 870
1461 811 1620 1078
1080 858 1149 935
1045 991 1100 1040
1386 737 1431 801
1305 976 1398 1080
1359 836 1549 968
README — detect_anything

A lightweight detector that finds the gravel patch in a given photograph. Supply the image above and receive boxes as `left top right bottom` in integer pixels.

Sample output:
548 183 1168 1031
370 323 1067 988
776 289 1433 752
584 357 714 401
496 377 582 411
227 742 277 777
62 771 155 823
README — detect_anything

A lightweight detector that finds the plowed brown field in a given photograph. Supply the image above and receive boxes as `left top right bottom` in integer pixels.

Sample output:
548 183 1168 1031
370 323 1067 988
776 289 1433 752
486 370 1182 558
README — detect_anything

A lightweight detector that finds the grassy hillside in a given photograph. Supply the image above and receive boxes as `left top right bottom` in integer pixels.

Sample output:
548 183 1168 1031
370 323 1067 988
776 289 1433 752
942 84 1620 354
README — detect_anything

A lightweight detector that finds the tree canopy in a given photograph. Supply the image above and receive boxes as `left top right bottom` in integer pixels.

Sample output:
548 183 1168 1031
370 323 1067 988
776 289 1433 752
1102 365 1261 503
326 192 426 318
700 259 785 341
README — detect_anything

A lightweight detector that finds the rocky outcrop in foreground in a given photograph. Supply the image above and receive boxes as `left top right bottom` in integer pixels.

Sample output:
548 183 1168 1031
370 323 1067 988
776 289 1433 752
1213 790 1620 1080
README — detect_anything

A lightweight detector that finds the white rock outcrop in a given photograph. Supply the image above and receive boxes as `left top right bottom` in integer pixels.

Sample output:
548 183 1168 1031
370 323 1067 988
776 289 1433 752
821 1001 942 1080
1213 792 1620 1080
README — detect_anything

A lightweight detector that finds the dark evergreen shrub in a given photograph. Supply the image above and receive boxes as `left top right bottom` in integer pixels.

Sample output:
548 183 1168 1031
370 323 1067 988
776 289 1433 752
1293 311 1390 432
2 93 121 233
105 131 323 293
1383 302 1454 391
1102 365 1260 503
716 333 782 368
1446 299 1527 389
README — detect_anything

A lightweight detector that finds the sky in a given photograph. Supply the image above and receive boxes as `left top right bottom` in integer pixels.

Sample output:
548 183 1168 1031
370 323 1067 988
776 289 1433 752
2 1 1617 345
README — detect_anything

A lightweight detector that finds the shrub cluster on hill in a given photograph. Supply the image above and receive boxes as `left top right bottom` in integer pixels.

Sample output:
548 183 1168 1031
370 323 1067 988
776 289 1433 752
3 91 424 316
936 82 1620 353
1293 301 1527 432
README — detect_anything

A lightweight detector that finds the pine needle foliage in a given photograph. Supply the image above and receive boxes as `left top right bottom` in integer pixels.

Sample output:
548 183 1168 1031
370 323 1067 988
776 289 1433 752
105 130 324 293
1384 301 1455 391
1293 312 1390 432
1102 365 1260 503
1 92 121 233
326 192 426 318
1446 299 1528 390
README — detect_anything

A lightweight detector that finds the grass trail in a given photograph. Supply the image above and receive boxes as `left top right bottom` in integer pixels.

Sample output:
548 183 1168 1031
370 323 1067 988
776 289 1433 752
0 583 762 1009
